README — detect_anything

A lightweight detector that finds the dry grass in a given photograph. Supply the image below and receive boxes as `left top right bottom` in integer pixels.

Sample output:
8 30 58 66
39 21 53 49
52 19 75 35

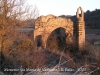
1 30 100 75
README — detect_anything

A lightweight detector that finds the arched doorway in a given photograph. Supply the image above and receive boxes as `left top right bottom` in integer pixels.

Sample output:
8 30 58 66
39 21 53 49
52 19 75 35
46 27 67 51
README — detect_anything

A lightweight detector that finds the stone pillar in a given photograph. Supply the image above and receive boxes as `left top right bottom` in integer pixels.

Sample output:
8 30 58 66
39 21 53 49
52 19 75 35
76 7 85 50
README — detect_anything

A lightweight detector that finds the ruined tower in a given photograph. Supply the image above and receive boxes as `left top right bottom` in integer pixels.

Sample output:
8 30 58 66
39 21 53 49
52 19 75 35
76 7 85 50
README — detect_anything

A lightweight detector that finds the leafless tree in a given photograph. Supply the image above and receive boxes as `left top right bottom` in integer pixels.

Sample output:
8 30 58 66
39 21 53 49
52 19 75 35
0 0 39 65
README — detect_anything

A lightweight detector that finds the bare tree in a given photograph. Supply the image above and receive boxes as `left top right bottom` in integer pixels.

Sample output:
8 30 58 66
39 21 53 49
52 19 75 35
0 0 39 62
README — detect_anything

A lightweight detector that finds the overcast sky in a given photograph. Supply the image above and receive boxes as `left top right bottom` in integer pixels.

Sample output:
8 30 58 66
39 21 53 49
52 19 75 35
27 0 100 16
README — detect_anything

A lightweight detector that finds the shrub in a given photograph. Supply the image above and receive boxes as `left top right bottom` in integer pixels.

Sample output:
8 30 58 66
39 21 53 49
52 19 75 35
46 35 59 50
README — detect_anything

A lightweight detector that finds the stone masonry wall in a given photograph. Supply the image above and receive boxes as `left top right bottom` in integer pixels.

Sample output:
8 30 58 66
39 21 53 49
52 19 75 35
34 14 73 47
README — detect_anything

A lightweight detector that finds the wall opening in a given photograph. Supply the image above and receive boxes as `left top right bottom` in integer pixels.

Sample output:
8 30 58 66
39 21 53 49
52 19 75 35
78 8 82 17
35 35 42 47
46 27 67 51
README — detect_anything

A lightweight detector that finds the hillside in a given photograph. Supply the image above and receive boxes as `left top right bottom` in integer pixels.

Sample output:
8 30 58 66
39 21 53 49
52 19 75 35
84 9 100 29
59 9 100 29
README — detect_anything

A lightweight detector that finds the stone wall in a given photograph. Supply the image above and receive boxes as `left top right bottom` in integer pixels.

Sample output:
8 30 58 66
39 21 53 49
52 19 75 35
34 14 73 47
76 7 85 50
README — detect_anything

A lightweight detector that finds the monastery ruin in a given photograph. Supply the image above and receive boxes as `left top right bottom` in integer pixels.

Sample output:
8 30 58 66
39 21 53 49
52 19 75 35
34 7 85 50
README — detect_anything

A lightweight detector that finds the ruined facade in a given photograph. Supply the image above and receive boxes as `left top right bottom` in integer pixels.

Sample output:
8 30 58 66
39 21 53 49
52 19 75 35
34 7 85 50
34 15 73 48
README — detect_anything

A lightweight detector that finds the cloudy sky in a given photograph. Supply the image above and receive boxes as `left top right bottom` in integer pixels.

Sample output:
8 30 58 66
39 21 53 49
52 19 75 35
27 0 100 16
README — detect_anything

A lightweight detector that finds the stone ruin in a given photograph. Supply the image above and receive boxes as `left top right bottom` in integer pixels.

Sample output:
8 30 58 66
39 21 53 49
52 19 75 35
34 7 85 50
76 7 85 50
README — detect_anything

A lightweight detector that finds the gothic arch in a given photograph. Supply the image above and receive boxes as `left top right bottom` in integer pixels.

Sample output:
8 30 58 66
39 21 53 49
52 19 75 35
46 27 67 49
